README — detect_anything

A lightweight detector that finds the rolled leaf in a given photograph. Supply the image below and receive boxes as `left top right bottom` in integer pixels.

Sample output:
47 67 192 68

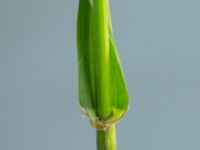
77 0 128 130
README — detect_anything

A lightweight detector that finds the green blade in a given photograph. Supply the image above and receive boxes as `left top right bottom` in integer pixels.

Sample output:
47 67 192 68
77 0 96 110
109 32 129 111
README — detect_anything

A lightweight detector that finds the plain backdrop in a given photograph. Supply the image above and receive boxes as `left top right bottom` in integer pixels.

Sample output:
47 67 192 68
1 0 200 150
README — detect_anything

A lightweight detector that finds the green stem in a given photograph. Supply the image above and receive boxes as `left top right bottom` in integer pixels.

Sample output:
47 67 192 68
97 125 117 150
93 0 111 119
93 0 116 149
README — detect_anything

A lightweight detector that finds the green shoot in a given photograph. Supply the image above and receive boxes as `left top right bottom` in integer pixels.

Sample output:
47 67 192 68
77 0 129 149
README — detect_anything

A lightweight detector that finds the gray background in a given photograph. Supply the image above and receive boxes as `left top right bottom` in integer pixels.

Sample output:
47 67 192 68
0 0 200 149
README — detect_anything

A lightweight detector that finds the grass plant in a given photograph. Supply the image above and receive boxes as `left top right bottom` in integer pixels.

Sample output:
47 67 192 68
77 0 129 149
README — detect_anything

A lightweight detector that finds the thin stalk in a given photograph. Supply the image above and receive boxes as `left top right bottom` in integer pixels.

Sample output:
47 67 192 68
92 0 116 149
93 0 111 119
97 125 116 150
